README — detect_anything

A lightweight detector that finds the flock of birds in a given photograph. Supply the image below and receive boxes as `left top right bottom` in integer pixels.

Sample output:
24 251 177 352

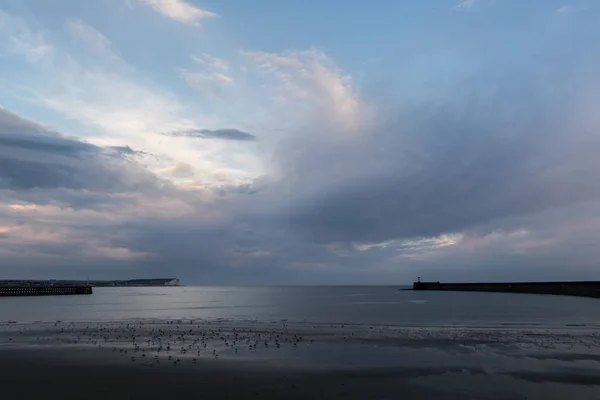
2 319 600 368
2 319 324 367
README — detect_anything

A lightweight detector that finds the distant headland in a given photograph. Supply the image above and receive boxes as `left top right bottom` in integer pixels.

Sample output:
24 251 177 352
0 278 181 288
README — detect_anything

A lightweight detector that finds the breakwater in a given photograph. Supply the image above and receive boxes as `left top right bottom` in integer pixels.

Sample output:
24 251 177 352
0 285 93 297
412 280 600 298
0 278 180 287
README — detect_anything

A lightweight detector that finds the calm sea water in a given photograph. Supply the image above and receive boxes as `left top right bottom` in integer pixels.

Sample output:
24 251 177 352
2 286 600 326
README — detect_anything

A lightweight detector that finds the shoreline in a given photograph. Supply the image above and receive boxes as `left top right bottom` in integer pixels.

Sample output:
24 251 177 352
2 319 600 399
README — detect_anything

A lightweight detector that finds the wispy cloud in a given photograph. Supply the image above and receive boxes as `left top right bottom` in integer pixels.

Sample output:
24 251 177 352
193 53 229 71
180 70 234 98
180 53 234 98
0 10 53 62
136 0 218 25
65 19 130 71
242 49 366 134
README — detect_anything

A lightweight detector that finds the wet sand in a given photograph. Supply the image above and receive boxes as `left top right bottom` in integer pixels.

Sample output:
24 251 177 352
2 319 600 399
3 348 473 400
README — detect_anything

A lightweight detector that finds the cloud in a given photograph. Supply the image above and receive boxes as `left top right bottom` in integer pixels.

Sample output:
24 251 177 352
164 128 257 141
242 49 366 134
0 108 188 274
0 108 159 195
0 12 259 190
169 162 195 177
136 0 218 25
193 54 229 71
108 145 147 155
2 6 600 284
180 54 235 98
83 246 152 261
239 48 600 256
180 70 234 98
0 214 153 265
0 10 52 61
65 19 130 71
282 96 600 246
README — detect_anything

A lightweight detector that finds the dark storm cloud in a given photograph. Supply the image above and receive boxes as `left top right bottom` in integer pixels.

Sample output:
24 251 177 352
117 215 364 285
0 133 95 155
257 61 600 246
0 156 89 189
0 108 159 194
163 128 257 141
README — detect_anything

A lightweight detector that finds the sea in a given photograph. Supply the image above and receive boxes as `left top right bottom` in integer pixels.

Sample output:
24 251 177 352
2 285 600 327
3 286 600 399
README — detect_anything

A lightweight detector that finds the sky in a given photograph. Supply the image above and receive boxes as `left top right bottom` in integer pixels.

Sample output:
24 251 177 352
0 0 599 284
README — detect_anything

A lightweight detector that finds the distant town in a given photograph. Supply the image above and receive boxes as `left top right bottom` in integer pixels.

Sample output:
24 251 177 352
0 279 181 287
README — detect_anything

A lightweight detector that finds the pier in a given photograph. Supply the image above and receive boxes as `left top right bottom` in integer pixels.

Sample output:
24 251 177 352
0 285 93 297
412 279 600 298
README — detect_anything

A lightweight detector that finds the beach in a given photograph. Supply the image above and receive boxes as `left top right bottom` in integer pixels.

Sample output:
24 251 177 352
2 347 469 400
3 318 600 399
3 1 600 397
